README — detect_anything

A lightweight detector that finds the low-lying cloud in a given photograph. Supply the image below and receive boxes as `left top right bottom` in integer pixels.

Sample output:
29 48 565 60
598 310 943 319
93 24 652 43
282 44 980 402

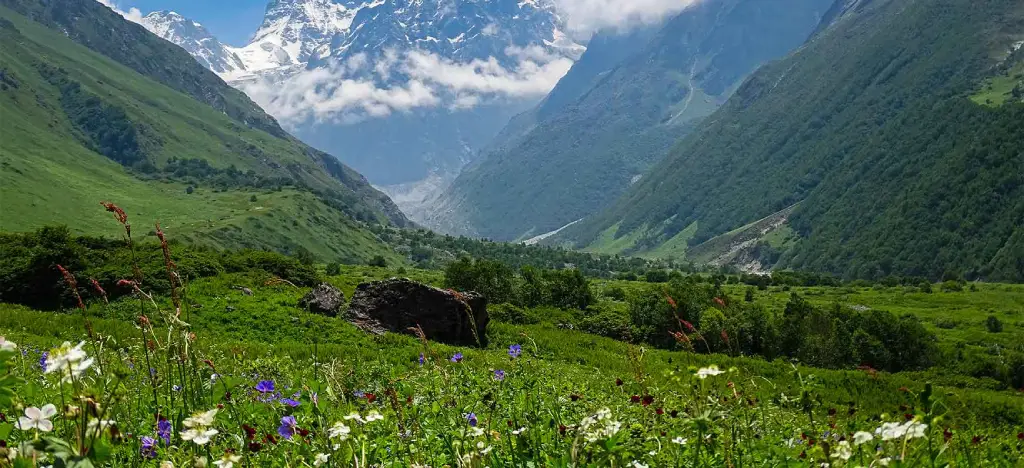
555 0 701 35
239 48 574 124
96 0 143 24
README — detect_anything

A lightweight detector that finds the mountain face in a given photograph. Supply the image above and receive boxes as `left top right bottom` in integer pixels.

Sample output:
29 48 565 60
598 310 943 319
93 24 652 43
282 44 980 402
557 0 1024 282
139 0 583 213
140 11 246 75
0 0 410 263
428 0 835 241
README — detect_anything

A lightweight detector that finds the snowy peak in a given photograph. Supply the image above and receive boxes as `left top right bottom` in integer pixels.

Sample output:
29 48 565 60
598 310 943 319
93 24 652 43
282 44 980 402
141 11 246 74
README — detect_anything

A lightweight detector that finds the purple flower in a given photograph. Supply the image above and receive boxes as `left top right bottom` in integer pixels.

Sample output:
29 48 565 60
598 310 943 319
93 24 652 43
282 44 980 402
278 415 298 440
172 385 182 392
508 344 522 359
140 436 157 458
451 352 464 363
493 369 506 381
256 380 275 393
280 398 301 407
157 419 171 445
311 392 319 407
419 353 425 366
353 390 365 398
39 351 48 371
465 412 478 427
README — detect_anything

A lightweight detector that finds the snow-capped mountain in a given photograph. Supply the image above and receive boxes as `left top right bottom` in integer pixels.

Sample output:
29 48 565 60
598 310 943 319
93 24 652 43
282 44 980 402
138 0 584 221
140 11 246 75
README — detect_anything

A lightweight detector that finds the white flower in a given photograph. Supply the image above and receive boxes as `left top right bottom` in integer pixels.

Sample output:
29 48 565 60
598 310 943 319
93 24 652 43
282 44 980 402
182 428 219 445
853 431 874 446
469 427 485 437
44 342 94 382
476 441 492 455
313 453 329 467
87 419 117 431
579 408 621 443
671 437 687 445
364 410 384 422
0 336 17 352
18 404 57 432
831 440 852 461
193 456 208 468
512 427 527 435
160 462 174 468
696 365 725 379
876 422 905 441
631 461 649 468
184 409 218 428
212 454 240 468
904 421 928 439
343 412 365 424
329 422 351 440
877 457 891 466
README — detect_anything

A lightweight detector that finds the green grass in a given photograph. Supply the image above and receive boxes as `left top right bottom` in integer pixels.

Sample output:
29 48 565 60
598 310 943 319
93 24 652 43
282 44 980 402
970 62 1024 107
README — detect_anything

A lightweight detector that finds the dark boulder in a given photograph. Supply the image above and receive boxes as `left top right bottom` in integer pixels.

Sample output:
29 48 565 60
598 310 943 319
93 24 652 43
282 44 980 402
298 283 346 316
347 278 488 346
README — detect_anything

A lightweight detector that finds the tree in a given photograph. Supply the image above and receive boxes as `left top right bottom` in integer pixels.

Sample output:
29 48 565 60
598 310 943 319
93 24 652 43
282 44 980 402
986 315 1003 333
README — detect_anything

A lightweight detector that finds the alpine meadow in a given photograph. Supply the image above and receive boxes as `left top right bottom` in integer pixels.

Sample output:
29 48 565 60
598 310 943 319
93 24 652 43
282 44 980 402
0 0 1022 467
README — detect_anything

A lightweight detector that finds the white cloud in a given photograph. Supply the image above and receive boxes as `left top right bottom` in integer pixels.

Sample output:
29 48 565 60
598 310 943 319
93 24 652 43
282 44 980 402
238 48 573 124
96 0 144 24
554 0 700 35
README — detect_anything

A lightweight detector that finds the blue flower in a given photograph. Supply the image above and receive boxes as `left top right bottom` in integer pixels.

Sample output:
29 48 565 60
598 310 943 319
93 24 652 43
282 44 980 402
493 369 506 381
419 353 425 366
38 351 48 371
508 344 522 359
465 412 478 427
256 380 275 393
280 398 301 407
278 415 298 440
451 352 464 363
353 390 365 398
157 419 171 445
172 385 182 392
140 436 156 458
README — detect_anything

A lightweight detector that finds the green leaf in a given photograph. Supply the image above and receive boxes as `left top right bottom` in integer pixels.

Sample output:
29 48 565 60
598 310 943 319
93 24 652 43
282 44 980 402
0 422 13 440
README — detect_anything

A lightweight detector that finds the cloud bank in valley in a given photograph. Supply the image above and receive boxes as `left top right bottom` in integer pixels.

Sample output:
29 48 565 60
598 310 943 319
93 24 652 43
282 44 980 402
555 0 700 35
238 47 574 125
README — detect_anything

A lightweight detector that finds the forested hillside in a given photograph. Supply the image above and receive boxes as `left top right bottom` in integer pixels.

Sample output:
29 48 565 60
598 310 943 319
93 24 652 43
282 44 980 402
0 0 409 263
430 0 833 240
560 0 1024 282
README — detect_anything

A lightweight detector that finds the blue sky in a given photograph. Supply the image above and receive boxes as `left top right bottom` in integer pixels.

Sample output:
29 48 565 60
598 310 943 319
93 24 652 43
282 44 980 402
119 0 269 46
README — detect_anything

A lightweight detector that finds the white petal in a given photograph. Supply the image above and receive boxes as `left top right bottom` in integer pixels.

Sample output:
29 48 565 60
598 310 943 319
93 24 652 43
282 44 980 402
37 420 54 432
17 416 36 430
24 407 42 420
40 404 58 418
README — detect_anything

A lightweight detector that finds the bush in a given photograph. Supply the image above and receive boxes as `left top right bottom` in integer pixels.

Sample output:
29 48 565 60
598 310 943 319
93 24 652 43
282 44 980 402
368 255 388 268
941 280 964 292
985 315 1003 333
579 310 632 341
604 286 627 301
645 269 669 283
489 303 539 325
325 262 341 276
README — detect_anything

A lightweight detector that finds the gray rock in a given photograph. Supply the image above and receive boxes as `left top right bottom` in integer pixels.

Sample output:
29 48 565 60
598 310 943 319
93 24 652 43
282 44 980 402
299 283 346 316
347 278 488 346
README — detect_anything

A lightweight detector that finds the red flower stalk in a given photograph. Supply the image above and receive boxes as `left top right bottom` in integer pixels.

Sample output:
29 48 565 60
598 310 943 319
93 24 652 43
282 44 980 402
155 222 181 314
100 201 128 225
117 279 136 288
365 392 377 403
713 297 726 307
680 320 696 333
720 329 730 345
665 295 677 309
89 278 108 304
630 395 641 404
641 395 654 407
56 264 86 312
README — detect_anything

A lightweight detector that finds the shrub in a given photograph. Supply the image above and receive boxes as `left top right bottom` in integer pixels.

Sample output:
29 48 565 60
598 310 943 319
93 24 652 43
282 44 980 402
986 315 1003 333
604 286 627 301
579 310 632 341
489 303 539 325
325 262 341 276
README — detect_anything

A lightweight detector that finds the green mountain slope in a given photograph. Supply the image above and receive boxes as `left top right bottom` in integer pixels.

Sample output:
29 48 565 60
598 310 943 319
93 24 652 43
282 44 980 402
0 1 408 263
559 0 1024 282
431 0 834 241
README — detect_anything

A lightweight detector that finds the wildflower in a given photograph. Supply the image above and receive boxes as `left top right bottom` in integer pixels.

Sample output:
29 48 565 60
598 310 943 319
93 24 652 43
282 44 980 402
140 436 157 458
329 422 351 440
280 398 300 407
672 437 687 445
641 395 654 407
343 412 364 424
853 431 873 446
512 427 527 435
181 409 219 445
157 418 172 444
579 408 621 443
101 201 128 224
161 462 174 468
365 392 377 403
278 416 298 440
831 440 852 461
173 385 182 392
213 453 241 468
88 419 117 432
466 412 478 427
451 352 464 363
38 351 48 371
419 353 425 365
508 344 522 358
630 395 641 403
680 320 696 333
615 378 623 386
632 461 649 468
0 337 16 352
493 369 506 381
313 453 329 467
89 278 108 303
17 404 56 432
1018 432 1023 440
255 380 275 393
696 365 725 379
44 341 94 382
366 410 384 423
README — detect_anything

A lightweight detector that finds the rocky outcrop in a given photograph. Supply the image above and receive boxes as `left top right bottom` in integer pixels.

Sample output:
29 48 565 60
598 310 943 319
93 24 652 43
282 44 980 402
347 279 488 346
298 283 346 316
